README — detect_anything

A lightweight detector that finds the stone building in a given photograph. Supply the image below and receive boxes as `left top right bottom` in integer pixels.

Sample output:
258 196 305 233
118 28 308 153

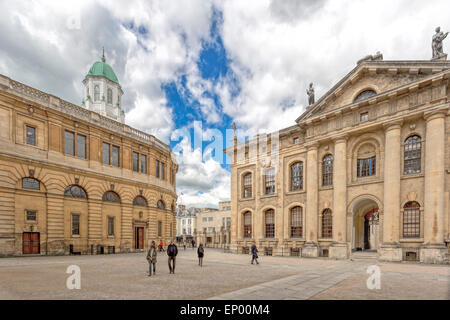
176 205 198 242
227 54 450 264
0 54 178 256
195 201 231 248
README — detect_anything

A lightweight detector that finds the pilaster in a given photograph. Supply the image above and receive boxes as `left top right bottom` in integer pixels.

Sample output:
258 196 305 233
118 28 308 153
303 143 319 257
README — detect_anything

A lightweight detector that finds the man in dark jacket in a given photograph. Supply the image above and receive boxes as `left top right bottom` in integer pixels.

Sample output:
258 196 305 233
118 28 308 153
167 240 178 274
251 244 259 265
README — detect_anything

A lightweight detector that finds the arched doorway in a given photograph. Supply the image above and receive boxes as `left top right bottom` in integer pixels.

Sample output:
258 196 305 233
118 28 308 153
349 197 380 252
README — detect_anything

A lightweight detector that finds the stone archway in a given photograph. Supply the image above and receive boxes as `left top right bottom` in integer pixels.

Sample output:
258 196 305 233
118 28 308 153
348 195 382 252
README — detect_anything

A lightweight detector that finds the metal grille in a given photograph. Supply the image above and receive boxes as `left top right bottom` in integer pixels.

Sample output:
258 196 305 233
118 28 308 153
403 202 420 238
22 178 40 190
133 196 148 206
290 206 303 237
243 211 252 238
265 167 275 194
354 90 376 102
64 185 87 198
108 217 114 236
264 247 273 256
26 210 36 221
404 135 421 174
290 162 303 191
102 191 120 203
243 173 252 198
357 156 376 177
265 209 275 238
157 200 165 209
72 214 80 235
322 154 333 186
321 209 332 238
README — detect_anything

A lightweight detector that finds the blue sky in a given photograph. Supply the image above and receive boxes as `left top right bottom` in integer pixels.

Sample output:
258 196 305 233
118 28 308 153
0 0 448 207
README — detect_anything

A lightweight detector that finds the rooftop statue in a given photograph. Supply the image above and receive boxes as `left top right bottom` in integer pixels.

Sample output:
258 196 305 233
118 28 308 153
357 51 383 65
306 82 315 106
432 26 448 59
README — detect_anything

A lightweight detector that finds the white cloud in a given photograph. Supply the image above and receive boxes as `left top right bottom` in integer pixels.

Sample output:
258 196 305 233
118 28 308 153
214 0 450 136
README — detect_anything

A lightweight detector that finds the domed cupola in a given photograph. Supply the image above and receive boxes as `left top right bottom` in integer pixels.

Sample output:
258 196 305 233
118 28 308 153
82 48 125 123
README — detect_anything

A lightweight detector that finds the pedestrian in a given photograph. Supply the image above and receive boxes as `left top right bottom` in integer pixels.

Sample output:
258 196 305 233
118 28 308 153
167 240 178 274
197 243 204 267
183 241 186 250
159 240 164 252
146 241 157 277
191 239 195 249
251 243 259 265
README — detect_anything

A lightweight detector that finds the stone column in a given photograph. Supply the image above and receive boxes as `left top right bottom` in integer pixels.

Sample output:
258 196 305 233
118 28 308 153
303 143 319 257
421 110 447 264
329 136 348 259
379 121 402 262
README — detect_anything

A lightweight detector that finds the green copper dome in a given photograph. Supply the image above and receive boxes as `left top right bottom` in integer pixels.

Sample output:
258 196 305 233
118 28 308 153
86 56 119 84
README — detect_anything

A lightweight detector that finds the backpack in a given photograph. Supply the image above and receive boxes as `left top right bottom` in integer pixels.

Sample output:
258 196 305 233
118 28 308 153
168 245 175 255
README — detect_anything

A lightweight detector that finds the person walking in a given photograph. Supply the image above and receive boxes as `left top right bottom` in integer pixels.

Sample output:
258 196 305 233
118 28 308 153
197 243 204 267
191 239 195 249
183 241 186 250
159 240 164 252
251 243 259 265
146 241 157 277
167 240 178 274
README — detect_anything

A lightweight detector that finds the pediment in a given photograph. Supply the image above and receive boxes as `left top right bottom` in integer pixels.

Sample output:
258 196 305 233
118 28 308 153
297 60 450 123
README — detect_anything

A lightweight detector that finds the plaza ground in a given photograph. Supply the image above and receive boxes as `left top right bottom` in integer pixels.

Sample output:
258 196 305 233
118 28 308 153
0 248 448 300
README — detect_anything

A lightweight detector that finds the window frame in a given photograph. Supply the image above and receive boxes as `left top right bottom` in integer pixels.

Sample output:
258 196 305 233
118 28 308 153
107 216 115 236
25 125 36 146
321 209 333 239
264 209 275 238
264 167 275 195
72 214 80 236
403 135 422 175
290 162 303 191
357 156 376 178
243 211 252 239
242 172 252 198
290 206 303 238
403 202 421 238
322 154 333 187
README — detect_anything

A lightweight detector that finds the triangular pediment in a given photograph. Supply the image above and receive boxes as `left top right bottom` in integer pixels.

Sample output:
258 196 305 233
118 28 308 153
297 59 450 123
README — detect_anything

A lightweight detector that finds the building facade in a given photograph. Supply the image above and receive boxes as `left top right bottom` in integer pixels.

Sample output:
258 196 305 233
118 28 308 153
228 56 450 264
176 205 198 242
0 55 178 256
195 201 231 248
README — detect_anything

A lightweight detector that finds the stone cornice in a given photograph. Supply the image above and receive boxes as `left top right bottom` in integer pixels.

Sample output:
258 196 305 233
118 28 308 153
383 119 404 131
297 68 450 125
0 74 175 162
424 106 449 121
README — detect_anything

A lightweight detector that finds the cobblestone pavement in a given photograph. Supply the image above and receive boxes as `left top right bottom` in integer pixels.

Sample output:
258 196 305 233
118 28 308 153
0 249 448 300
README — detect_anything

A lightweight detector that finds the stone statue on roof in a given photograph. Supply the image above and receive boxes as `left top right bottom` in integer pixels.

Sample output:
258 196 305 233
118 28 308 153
306 83 315 106
432 27 448 59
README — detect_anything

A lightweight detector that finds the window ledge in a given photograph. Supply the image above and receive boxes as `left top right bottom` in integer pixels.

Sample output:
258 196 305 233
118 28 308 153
401 173 424 179
285 190 305 196
400 238 424 243
319 186 333 191
258 238 279 242
318 238 333 242
260 194 278 199
240 197 255 201
71 235 81 238
284 238 305 241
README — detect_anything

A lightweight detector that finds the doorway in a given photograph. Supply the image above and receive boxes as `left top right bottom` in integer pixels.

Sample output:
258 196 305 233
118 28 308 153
351 197 380 251
23 232 40 254
135 227 144 249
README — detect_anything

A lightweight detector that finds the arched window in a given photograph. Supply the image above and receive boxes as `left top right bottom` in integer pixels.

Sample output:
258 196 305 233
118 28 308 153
403 202 420 238
321 209 332 238
107 88 113 104
404 135 421 174
322 154 333 186
290 162 303 191
243 211 252 238
157 200 165 209
22 177 40 190
94 85 100 101
133 196 148 206
264 167 275 194
64 185 87 199
264 209 275 238
102 191 120 203
243 173 252 198
354 90 376 102
290 206 303 238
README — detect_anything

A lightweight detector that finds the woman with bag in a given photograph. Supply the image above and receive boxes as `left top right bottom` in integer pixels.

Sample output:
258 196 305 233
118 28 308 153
146 241 158 276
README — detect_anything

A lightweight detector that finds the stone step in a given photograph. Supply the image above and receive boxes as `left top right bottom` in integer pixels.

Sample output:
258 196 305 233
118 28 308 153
350 251 378 260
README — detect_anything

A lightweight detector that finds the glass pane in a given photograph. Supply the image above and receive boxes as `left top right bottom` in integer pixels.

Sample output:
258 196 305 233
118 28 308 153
141 155 147 173
65 131 75 156
156 160 160 178
132 152 139 171
161 163 165 179
112 146 120 167
77 135 86 159
102 143 110 165
26 126 36 145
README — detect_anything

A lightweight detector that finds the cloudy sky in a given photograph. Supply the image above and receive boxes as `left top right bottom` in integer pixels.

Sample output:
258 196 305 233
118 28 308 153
0 0 448 208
